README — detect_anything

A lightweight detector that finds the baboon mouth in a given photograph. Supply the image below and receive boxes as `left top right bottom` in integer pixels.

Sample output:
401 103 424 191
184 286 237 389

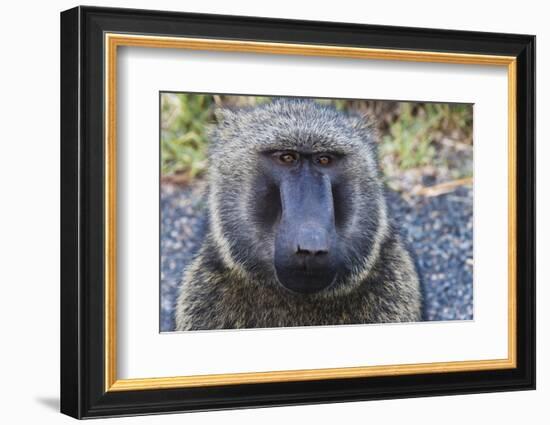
274 267 337 295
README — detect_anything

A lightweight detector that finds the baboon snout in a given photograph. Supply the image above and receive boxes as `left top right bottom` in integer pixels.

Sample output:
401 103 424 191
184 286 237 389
271 161 340 294
294 227 330 258
274 217 337 294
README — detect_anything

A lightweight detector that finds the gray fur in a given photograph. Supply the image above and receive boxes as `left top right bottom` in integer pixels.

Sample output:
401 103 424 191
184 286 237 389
175 99 422 330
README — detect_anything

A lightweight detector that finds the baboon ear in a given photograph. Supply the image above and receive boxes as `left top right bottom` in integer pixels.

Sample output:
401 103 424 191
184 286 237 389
350 114 379 158
350 113 373 132
209 107 241 147
213 107 239 128
350 114 377 142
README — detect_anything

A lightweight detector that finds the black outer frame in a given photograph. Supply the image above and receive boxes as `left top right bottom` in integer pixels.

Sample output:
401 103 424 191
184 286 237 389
60 5 535 419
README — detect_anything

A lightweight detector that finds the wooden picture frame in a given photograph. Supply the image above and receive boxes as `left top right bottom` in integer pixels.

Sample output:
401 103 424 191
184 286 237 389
60 5 535 419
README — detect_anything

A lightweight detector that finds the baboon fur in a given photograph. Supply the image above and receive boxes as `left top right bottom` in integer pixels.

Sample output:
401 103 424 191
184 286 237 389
175 99 422 330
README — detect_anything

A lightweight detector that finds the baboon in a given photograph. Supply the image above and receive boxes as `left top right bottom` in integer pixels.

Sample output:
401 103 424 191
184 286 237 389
175 99 422 331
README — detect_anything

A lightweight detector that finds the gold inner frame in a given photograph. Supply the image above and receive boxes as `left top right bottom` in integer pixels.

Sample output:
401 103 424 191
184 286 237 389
104 33 517 392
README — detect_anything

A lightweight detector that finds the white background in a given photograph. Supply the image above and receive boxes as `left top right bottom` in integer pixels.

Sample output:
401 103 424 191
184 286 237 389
0 0 546 424
118 48 508 378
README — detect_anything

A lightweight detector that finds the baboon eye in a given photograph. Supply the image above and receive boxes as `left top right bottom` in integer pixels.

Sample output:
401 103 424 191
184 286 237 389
277 152 299 164
316 154 332 166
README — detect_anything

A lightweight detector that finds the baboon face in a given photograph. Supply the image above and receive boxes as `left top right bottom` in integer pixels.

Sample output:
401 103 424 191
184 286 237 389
209 100 386 295
257 150 343 293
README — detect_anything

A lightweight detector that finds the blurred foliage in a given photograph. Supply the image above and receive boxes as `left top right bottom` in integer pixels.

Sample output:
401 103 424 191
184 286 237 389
160 94 473 184
161 94 212 178
380 103 472 170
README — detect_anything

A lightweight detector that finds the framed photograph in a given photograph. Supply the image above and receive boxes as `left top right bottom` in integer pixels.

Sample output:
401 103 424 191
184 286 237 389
60 5 535 419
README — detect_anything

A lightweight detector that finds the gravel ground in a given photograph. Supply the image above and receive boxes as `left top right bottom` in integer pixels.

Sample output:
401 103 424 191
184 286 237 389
386 187 473 321
160 182 473 331
160 183 208 332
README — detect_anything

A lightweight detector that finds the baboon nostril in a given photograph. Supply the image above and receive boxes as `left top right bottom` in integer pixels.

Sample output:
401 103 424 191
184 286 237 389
296 245 310 256
296 245 328 257
294 227 330 257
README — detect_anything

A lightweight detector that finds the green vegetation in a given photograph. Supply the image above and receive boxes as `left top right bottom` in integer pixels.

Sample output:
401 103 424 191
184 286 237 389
160 94 473 184
380 103 473 170
161 94 213 178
